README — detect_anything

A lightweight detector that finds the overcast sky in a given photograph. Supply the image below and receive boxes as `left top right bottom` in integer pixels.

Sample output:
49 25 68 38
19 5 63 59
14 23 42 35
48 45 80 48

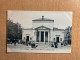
8 11 72 29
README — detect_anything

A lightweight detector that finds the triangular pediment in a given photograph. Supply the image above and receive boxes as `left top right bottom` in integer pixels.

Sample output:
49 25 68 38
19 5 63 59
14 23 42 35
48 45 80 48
35 26 50 30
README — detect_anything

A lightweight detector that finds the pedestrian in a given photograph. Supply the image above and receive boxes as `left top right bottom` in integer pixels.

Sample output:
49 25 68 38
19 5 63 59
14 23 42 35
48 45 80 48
55 42 58 48
14 41 16 46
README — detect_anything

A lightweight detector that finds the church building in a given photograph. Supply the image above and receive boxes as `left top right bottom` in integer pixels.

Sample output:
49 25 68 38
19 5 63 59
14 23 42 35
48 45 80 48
22 16 64 44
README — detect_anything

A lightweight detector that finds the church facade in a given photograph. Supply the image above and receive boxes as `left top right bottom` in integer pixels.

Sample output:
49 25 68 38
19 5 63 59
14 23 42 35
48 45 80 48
22 16 64 44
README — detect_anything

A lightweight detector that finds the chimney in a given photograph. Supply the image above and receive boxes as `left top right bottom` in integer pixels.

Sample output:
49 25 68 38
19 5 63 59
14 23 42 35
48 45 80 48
42 16 44 20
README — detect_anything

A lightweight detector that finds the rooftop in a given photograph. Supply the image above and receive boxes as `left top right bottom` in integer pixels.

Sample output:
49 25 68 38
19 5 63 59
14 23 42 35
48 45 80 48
53 27 64 31
32 16 54 21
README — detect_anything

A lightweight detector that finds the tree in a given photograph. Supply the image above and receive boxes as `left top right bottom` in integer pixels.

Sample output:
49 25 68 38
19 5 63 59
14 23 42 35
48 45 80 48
7 19 22 41
64 26 72 45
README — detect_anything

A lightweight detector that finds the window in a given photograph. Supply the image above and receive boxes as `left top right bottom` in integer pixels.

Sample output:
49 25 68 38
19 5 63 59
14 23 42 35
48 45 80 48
54 38 55 40
24 37 25 40
30 37 32 40
53 38 55 41
60 38 62 41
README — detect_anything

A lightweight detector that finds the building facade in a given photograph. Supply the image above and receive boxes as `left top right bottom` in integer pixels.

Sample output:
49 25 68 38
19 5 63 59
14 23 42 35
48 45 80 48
64 26 72 45
22 16 64 44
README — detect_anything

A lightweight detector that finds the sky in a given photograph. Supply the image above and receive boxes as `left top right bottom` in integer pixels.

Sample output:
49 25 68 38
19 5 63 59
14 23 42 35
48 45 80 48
8 11 72 29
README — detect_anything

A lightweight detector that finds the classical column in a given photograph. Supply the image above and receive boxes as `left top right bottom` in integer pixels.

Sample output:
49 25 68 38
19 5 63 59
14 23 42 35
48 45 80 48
48 31 49 43
39 31 41 42
44 31 45 43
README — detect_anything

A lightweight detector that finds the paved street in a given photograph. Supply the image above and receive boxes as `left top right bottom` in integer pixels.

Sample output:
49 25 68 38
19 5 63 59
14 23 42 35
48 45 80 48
7 43 71 53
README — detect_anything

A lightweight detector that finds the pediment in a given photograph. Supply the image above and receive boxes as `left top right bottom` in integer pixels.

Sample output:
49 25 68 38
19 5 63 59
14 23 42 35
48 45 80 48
35 26 50 30
38 27 47 29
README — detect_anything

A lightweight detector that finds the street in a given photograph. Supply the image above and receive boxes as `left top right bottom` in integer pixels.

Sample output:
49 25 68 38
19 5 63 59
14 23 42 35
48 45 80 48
7 43 71 53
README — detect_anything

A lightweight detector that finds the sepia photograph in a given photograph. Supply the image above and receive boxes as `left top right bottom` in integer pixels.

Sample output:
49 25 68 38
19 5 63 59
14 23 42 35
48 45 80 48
7 11 72 53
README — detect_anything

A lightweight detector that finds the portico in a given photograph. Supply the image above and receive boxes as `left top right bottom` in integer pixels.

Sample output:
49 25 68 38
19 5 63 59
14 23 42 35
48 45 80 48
36 31 49 43
35 26 50 43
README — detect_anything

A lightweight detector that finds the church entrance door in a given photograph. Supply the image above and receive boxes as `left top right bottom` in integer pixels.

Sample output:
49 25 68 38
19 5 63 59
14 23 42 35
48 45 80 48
41 31 44 42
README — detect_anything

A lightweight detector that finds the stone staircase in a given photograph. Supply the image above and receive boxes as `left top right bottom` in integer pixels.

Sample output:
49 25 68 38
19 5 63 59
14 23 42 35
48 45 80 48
37 42 50 46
